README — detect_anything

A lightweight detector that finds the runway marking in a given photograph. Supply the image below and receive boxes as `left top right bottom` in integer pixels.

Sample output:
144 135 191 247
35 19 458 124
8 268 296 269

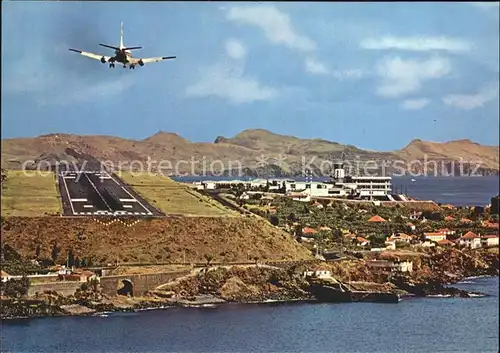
83 172 113 212
61 174 76 215
123 205 133 208
83 205 94 208
119 199 137 202
64 176 76 179
71 198 88 202
109 173 151 214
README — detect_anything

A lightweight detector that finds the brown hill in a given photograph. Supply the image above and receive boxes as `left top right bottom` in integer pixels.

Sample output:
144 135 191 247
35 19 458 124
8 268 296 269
396 139 499 169
1 216 314 265
1 130 498 176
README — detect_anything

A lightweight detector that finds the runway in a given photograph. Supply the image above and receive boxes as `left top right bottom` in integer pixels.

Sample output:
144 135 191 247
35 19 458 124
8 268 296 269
58 171 164 217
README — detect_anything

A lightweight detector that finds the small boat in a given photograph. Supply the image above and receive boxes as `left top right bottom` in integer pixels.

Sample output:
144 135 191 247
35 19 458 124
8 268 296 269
411 178 416 182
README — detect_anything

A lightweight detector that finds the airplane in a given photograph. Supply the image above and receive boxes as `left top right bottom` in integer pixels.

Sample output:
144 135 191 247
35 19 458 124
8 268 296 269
69 22 176 69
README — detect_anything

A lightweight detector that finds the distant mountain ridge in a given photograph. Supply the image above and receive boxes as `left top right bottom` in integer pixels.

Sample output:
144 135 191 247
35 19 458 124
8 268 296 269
1 129 498 177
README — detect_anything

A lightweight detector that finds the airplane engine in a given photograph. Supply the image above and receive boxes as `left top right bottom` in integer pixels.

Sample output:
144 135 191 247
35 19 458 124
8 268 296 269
138 59 144 67
100 56 106 63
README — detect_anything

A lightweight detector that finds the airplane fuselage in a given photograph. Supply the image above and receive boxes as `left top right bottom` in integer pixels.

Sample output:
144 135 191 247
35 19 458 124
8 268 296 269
112 49 132 64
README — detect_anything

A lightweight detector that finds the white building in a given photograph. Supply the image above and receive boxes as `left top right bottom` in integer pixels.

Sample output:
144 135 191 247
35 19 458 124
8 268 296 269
424 232 447 242
457 231 482 249
394 261 413 273
481 235 499 247
366 260 413 273
189 162 393 200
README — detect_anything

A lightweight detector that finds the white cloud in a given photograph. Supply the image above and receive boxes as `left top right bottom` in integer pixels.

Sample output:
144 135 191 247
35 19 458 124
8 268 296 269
305 58 328 75
225 39 247 60
304 58 366 80
185 64 277 104
376 56 451 98
332 69 365 80
442 85 499 110
401 98 430 110
226 5 316 51
361 36 471 52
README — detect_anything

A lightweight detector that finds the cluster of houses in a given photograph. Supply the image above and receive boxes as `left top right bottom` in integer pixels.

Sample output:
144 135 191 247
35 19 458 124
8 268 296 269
295 213 499 253
303 257 415 282
1 265 98 284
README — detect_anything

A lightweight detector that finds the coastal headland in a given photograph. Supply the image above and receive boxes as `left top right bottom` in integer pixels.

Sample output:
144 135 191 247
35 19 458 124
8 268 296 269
1 168 499 319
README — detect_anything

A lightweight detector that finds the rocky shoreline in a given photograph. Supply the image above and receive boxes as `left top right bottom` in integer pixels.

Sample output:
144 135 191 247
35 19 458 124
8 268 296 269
2 247 498 320
2 273 496 321
1 278 493 321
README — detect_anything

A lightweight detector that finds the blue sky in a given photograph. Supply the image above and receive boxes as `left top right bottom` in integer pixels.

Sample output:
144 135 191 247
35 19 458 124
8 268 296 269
2 1 499 150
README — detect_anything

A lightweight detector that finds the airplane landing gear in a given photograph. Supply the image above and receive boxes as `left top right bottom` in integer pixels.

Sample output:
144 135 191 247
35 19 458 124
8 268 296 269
129 65 135 70
123 65 127 68
109 63 115 68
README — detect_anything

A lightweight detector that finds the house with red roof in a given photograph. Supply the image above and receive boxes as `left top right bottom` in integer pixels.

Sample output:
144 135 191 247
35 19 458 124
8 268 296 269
387 233 414 243
302 227 318 235
407 222 416 231
356 236 370 247
368 215 386 223
437 239 454 247
460 218 473 224
437 228 455 236
444 216 455 222
457 231 481 249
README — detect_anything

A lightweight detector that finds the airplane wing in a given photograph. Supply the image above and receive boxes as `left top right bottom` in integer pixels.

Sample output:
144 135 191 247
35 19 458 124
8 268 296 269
69 49 111 62
129 56 176 66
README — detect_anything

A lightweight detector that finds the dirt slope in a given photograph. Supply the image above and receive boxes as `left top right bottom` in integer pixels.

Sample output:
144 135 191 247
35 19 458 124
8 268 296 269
1 216 314 265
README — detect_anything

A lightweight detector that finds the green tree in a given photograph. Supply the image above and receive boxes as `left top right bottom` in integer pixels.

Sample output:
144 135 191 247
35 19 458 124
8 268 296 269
51 243 61 263
2 276 29 298
269 215 280 226
294 225 303 239
204 254 214 266
35 244 41 259
67 249 75 267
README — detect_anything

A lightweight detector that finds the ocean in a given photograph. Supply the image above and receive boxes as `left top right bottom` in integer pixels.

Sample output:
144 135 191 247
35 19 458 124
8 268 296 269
173 175 500 207
2 276 498 352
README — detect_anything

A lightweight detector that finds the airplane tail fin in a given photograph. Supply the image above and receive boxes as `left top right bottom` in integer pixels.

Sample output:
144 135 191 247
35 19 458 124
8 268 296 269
120 21 124 49
118 22 142 51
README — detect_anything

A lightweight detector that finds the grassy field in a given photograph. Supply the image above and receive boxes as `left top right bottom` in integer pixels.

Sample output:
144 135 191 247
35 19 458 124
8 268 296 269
119 172 237 217
1 170 61 216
